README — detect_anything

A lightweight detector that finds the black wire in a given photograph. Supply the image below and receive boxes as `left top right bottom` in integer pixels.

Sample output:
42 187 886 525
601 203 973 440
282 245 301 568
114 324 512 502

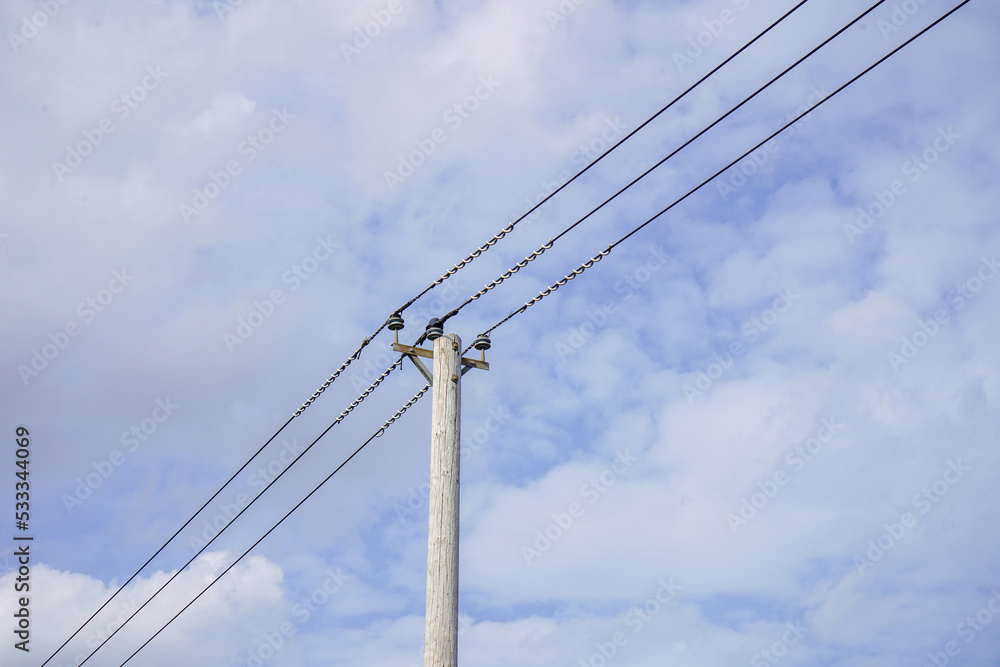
45 4 813 664
47 8 814 658
75 356 405 667
37 413 293 667
396 0 812 318
42 331 382 667
58 5 817 650
33 3 865 663
117 383 431 667
87 2 970 661
481 0 974 338
438 0 891 327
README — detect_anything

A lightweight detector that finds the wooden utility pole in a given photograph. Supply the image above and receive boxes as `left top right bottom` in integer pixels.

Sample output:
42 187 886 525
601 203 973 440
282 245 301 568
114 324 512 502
390 318 490 667
424 332 461 667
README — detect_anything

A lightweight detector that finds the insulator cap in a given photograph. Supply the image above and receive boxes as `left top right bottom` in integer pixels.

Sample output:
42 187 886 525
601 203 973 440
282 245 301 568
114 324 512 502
473 335 491 351
387 315 405 331
425 318 444 341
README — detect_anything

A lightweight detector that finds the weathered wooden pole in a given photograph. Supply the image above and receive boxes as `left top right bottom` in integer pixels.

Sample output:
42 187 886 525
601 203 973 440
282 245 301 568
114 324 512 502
424 332 461 667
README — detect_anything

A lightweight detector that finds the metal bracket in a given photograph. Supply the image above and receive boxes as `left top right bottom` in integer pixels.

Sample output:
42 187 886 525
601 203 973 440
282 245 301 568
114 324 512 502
393 342 490 384
393 343 434 383
459 355 489 372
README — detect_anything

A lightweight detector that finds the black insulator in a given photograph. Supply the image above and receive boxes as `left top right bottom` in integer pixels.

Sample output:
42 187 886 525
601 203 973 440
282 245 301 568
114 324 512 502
425 318 444 340
387 315 405 331
473 335 491 351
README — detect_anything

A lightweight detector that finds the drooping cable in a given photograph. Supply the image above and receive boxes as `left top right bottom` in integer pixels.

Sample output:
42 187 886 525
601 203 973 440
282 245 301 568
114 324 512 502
84 3 971 660
386 0 813 319
295 0 815 414
42 8 812 660
477 0 973 339
75 355 405 667
37 413 293 667
117 383 431 667
437 0 891 327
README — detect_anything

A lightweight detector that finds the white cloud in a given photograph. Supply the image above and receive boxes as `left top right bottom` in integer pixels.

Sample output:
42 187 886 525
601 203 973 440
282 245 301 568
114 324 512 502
0 553 287 667
3 0 1000 665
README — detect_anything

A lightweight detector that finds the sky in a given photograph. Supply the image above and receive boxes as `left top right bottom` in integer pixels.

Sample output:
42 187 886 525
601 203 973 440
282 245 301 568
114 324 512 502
2 0 999 665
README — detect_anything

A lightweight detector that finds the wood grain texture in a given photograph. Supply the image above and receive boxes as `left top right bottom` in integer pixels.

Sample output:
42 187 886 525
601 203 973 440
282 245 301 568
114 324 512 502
424 333 461 667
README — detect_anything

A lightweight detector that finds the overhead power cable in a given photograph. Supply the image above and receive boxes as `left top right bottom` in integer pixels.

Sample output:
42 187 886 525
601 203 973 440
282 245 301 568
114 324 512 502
386 0 811 317
73 355 406 667
438 0 892 328
295 0 812 412
117 383 432 667
90 3 969 661
37 414 294 667
42 9 812 663
477 0 973 340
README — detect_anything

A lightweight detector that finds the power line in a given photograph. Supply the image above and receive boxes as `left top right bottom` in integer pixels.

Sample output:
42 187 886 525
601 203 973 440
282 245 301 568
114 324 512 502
117 383 432 667
439 0 892 328
37 413 294 667
477 0 973 340
90 4 970 661
74 355 405 667
42 8 813 662
387 0 812 317
294 0 813 412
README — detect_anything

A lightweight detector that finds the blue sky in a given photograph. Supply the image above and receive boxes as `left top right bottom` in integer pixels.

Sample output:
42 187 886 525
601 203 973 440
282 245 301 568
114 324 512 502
2 0 999 665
